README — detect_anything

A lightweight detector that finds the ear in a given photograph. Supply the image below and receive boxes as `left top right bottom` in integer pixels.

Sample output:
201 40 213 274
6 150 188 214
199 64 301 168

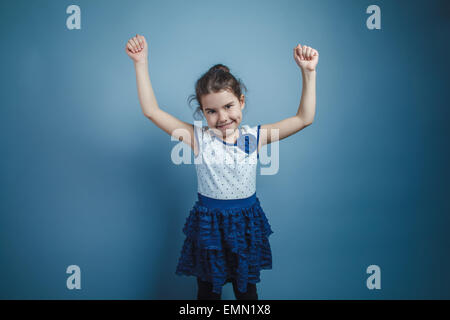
240 94 245 110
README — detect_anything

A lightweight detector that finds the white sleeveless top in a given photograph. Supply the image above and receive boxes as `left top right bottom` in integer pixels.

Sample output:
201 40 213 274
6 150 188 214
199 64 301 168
193 123 261 200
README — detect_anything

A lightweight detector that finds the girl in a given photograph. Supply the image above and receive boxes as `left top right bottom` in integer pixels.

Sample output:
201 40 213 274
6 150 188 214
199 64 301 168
125 34 318 300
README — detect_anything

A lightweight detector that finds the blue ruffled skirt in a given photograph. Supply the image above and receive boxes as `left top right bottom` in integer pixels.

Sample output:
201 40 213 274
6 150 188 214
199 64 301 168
175 192 274 295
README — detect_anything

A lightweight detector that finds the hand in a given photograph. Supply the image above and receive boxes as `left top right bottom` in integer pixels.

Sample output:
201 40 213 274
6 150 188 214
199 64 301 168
293 44 319 72
125 34 148 64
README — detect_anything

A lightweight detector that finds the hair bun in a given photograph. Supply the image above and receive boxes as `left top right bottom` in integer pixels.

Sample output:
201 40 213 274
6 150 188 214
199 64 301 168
208 64 230 73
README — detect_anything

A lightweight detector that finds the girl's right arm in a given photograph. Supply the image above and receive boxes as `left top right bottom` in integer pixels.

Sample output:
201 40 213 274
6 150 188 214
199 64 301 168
125 34 197 154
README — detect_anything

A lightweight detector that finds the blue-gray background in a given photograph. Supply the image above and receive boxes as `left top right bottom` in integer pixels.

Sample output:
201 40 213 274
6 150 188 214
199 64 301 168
0 0 449 299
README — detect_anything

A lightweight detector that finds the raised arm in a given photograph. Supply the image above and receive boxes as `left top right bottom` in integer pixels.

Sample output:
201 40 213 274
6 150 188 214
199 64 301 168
259 44 319 149
125 34 196 153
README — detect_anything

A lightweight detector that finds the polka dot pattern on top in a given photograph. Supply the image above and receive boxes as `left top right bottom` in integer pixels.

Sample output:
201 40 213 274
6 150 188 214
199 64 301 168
193 124 261 200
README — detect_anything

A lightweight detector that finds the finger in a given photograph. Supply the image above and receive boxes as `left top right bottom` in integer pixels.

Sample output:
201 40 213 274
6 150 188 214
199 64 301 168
133 36 142 51
136 35 144 49
131 38 140 52
296 44 303 59
128 39 138 53
141 35 147 48
126 43 134 53
127 40 136 53
306 47 312 59
302 46 308 59
294 45 300 58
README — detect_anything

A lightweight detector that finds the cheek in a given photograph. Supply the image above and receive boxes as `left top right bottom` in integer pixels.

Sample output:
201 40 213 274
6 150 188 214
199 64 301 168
206 114 217 123
230 109 241 119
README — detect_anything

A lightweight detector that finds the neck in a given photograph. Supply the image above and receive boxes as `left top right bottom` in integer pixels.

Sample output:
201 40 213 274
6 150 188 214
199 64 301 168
210 126 240 142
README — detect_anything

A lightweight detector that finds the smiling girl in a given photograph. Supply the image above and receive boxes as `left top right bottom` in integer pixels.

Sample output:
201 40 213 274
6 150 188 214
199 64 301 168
125 34 318 300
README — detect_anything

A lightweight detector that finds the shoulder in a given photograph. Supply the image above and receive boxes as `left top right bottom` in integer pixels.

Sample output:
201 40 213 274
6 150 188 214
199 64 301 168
193 124 213 144
193 123 210 134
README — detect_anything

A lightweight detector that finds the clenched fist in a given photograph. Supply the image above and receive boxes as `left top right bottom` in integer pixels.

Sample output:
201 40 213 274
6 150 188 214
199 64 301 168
125 34 148 64
293 44 319 72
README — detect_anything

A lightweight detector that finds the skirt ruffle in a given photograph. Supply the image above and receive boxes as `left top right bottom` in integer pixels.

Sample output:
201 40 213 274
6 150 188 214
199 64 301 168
175 193 274 295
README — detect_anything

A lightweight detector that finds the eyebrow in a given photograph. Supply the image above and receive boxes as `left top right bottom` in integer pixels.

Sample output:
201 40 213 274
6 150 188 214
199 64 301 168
204 101 234 111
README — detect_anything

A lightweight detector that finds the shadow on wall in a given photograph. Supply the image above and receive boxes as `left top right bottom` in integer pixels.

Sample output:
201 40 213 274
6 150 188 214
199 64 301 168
132 135 198 299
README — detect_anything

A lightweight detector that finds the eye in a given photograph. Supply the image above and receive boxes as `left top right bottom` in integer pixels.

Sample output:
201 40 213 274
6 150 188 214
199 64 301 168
225 105 232 109
207 110 215 114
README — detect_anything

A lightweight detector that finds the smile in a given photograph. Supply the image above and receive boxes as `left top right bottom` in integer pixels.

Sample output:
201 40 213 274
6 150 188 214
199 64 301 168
217 121 234 129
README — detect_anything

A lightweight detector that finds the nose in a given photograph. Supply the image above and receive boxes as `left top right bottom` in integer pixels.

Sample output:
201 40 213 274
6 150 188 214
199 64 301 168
218 110 228 122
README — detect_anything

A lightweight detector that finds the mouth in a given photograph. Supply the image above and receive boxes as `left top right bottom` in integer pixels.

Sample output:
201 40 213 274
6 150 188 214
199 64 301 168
217 121 234 129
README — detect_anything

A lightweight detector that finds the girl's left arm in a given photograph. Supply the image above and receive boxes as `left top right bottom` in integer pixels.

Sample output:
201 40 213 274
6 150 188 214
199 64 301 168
259 44 318 148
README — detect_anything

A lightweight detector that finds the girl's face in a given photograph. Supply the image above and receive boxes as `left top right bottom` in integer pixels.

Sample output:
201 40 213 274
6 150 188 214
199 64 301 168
200 89 245 137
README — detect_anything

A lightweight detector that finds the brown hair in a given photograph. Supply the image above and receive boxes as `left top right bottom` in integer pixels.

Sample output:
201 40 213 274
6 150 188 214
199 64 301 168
188 64 248 120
